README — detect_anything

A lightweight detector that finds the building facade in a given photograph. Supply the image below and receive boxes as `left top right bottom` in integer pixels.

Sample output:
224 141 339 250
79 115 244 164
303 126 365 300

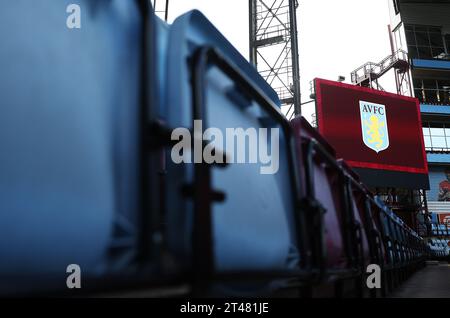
388 0 450 227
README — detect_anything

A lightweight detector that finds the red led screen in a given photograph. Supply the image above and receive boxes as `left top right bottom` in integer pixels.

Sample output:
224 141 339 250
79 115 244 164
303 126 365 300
315 78 428 188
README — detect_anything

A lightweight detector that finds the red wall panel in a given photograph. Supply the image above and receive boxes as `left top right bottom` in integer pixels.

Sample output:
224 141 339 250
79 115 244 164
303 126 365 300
315 78 428 186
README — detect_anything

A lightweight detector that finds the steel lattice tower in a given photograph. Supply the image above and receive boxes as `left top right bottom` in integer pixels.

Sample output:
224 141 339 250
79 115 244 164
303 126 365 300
151 0 169 22
249 0 301 119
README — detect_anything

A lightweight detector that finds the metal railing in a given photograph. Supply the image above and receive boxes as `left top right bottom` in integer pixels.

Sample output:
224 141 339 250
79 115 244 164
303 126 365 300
351 49 409 85
414 88 450 106
255 23 290 46
420 222 450 238
425 146 450 153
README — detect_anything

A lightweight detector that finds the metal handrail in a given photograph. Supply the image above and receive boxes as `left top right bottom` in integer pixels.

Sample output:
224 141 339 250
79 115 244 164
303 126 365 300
425 147 450 152
415 87 450 105
351 49 409 85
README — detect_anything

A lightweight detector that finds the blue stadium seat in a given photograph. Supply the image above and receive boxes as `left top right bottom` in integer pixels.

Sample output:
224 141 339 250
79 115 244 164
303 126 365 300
163 10 300 276
0 1 149 294
431 224 438 236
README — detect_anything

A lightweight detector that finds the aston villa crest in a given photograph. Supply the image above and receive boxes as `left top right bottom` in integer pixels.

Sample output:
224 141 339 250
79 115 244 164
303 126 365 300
359 101 389 153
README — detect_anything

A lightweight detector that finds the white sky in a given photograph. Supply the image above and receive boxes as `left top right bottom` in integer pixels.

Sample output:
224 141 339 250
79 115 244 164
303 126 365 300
158 0 397 122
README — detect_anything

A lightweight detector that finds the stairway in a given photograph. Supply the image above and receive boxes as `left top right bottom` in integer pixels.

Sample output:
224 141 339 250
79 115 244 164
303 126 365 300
351 49 409 87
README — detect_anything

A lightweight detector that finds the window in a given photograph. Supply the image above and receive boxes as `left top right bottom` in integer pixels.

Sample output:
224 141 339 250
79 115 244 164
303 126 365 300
430 127 445 136
423 122 450 152
394 28 403 50
423 127 432 148
424 135 432 148
405 24 445 59
413 78 450 106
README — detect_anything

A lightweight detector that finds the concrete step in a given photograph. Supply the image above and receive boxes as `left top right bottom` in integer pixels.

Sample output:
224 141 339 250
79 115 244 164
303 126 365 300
390 264 450 298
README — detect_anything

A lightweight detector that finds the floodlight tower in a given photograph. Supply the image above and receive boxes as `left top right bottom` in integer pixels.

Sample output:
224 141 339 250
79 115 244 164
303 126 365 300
249 0 301 119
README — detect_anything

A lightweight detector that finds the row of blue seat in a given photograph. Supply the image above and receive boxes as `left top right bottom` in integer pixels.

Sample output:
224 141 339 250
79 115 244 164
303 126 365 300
431 224 450 236
290 118 427 296
0 1 429 296
428 238 450 258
